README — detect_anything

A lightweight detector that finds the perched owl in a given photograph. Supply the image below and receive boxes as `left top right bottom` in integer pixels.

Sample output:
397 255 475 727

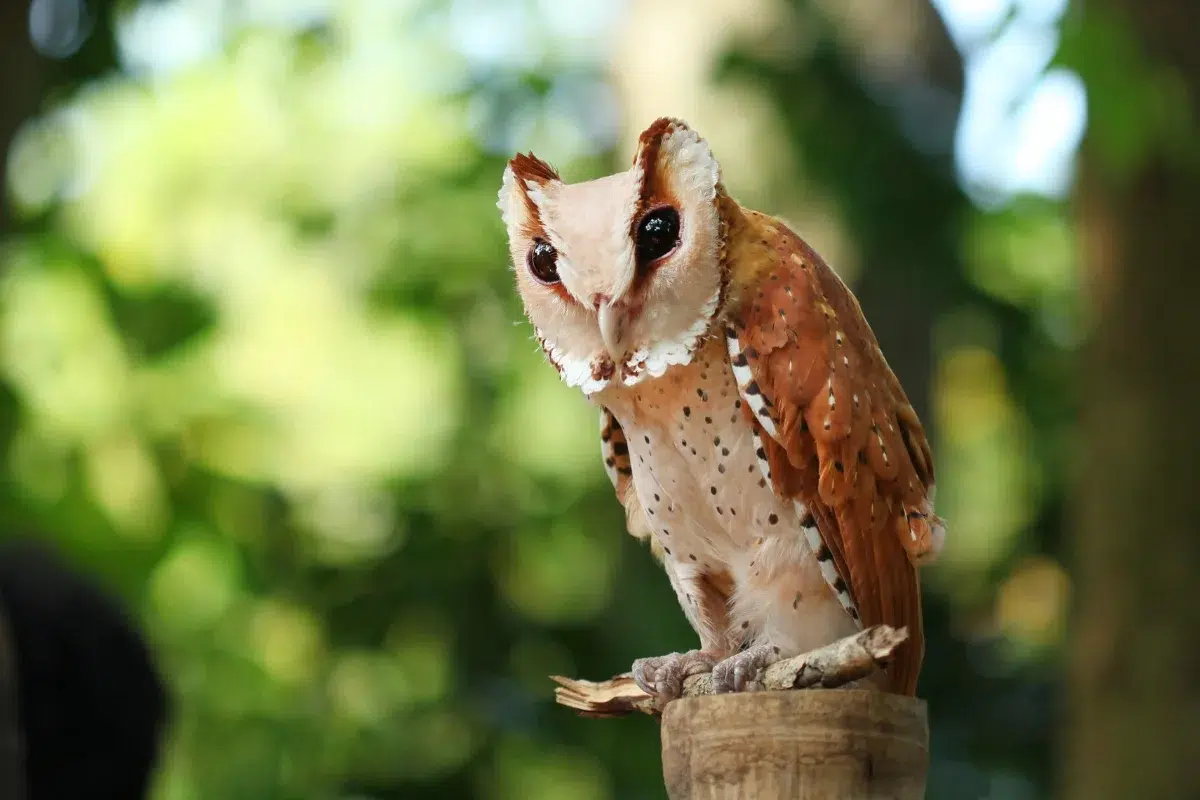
499 118 945 698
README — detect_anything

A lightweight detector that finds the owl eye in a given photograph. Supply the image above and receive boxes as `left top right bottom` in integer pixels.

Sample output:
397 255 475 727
527 239 560 284
636 207 681 265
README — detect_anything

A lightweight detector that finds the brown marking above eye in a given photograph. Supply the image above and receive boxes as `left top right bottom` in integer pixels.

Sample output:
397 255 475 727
633 118 675 206
527 238 560 284
508 153 561 237
630 119 684 251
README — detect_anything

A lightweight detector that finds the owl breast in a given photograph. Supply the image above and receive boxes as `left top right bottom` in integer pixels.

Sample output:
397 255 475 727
597 337 857 655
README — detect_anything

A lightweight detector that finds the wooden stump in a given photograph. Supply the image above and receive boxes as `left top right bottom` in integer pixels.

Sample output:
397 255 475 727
551 627 926 797
660 689 928 800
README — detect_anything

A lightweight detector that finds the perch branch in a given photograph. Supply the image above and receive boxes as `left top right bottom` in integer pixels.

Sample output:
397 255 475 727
551 624 908 718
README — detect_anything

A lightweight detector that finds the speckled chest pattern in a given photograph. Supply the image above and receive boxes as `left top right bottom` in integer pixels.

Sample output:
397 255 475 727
597 336 857 656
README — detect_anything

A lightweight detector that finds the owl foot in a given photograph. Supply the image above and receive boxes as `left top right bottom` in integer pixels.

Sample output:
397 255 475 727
632 650 716 700
712 644 781 693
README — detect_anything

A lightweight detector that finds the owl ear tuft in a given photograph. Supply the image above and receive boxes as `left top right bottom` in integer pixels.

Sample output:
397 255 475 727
633 118 685 161
631 118 721 215
509 152 561 184
499 152 561 234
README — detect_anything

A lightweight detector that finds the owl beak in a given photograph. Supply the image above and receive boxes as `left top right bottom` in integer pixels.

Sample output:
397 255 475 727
597 301 629 361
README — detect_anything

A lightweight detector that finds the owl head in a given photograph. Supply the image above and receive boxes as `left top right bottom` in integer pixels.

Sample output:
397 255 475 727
499 118 727 395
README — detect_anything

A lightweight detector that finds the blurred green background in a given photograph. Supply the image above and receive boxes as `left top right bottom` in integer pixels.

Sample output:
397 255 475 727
0 0 1162 797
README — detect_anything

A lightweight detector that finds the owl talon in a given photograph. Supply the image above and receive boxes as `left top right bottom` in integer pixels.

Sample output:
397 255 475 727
712 644 782 693
632 650 716 700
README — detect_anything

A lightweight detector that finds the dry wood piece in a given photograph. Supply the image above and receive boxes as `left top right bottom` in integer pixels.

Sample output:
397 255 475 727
551 624 908 717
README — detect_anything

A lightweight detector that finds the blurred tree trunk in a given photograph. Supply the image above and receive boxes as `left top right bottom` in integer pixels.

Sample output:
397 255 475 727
1066 1 1200 798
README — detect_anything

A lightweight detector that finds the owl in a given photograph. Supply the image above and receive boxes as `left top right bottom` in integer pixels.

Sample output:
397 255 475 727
498 118 945 698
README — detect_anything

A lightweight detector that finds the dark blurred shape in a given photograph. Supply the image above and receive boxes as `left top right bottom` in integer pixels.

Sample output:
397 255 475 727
0 539 170 800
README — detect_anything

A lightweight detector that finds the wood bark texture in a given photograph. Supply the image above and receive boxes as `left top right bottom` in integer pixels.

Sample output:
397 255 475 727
661 689 928 800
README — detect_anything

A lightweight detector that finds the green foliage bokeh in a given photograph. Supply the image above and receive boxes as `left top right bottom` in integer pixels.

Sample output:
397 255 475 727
0 0 1105 797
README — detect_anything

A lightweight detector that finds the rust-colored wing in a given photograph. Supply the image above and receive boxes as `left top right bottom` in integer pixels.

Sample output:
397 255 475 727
723 209 943 696
600 409 659 552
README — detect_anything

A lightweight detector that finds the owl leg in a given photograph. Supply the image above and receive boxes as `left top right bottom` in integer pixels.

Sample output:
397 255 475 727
633 558 737 700
711 644 780 693
715 533 862 693
632 650 717 698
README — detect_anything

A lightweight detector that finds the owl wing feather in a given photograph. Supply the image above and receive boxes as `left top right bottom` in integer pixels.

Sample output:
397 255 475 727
723 210 941 695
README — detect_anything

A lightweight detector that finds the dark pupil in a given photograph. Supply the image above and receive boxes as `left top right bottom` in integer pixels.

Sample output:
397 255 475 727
636 207 680 264
528 239 559 284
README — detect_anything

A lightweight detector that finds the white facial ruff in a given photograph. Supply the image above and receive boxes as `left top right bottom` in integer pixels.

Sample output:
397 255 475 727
535 330 610 396
533 281 721 396
622 284 721 386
